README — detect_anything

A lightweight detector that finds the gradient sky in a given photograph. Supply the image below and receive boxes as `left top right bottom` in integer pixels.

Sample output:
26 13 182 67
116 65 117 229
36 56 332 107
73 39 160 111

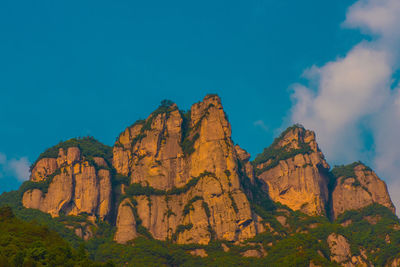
0 0 365 193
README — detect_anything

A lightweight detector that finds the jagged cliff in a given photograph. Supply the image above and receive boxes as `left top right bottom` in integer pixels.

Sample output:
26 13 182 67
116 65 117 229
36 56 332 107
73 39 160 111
331 162 395 219
112 95 258 244
23 144 113 220
253 126 330 216
18 94 400 266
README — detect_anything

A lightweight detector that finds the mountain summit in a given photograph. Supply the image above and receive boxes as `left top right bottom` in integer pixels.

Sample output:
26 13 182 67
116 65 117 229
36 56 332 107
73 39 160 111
8 94 400 266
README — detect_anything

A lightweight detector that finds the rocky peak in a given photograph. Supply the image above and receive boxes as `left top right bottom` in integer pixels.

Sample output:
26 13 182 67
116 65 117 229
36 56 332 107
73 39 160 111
235 145 251 162
275 124 319 153
331 162 395 219
253 125 330 216
112 95 259 244
113 100 184 189
190 94 225 127
23 138 113 222
18 96 398 256
31 146 82 182
112 95 232 190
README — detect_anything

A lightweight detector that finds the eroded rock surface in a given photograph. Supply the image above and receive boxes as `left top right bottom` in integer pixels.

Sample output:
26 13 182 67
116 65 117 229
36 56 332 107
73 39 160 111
255 126 330 215
327 233 351 264
331 163 395 219
113 95 260 244
21 94 397 255
23 147 112 219
114 199 137 244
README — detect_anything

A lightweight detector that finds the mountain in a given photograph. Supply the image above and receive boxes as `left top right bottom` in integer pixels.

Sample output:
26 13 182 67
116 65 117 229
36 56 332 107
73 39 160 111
1 94 400 266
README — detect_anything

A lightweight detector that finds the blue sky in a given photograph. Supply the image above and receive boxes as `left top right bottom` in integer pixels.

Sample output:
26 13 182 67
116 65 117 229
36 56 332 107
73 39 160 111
3 0 397 200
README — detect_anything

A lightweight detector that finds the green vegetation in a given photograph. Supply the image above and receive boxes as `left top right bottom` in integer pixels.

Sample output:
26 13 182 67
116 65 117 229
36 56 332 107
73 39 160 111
335 204 400 266
2 102 400 266
2 180 400 267
31 136 112 171
331 161 372 192
181 132 199 155
19 168 61 195
183 196 204 216
123 171 214 199
111 173 130 186
0 207 111 266
331 162 360 181
253 124 312 174
0 189 84 248
172 224 193 242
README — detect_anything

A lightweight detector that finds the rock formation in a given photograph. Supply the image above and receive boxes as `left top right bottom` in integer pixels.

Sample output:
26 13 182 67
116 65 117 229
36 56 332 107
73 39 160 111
327 233 369 267
20 94 397 261
114 198 137 244
331 162 395 219
23 145 112 219
327 233 352 264
113 95 259 244
254 126 330 215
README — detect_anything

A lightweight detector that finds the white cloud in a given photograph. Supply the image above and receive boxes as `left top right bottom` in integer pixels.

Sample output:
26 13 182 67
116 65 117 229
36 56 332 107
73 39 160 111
8 157 30 181
0 153 31 182
372 85 400 182
254 120 269 132
291 44 391 162
289 0 400 213
344 0 400 40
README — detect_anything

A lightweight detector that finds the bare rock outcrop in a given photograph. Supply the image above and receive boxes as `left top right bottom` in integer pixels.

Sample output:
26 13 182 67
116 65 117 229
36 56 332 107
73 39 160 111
327 233 370 267
114 199 137 244
23 146 112 220
113 95 260 244
331 162 395 219
235 145 256 184
327 233 351 264
30 158 58 182
255 126 330 216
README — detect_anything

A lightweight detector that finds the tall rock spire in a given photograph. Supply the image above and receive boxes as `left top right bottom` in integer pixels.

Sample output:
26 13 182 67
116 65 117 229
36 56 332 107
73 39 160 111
113 95 259 244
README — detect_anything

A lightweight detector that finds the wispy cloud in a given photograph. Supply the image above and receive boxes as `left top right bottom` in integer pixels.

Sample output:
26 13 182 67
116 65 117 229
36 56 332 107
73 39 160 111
254 120 269 132
0 152 31 181
289 0 400 212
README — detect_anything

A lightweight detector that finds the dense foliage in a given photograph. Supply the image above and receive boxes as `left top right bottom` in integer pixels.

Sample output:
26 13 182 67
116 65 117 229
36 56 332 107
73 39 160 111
0 189 84 248
331 161 373 192
331 162 359 180
2 176 400 267
0 207 112 267
335 203 400 265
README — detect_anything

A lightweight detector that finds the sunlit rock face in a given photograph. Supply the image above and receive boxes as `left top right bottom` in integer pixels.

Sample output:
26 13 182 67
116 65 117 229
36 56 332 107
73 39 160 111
23 146 112 220
21 94 396 249
113 95 260 244
255 126 330 216
331 162 395 219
